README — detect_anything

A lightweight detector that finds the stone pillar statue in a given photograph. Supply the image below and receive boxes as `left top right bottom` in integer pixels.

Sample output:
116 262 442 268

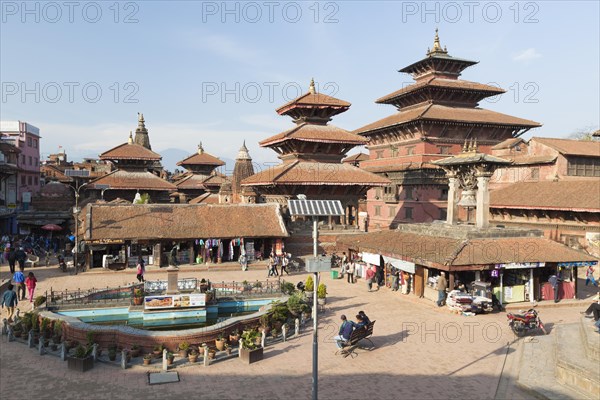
295 318 300 336
203 345 209 366
446 174 460 225
261 330 266 348
476 174 491 229
92 343 98 361
60 342 67 361
162 349 168 371
121 350 128 369
238 341 242 358
282 324 287 342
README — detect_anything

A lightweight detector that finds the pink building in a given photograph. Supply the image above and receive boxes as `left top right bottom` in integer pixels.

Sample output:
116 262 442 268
0 121 42 208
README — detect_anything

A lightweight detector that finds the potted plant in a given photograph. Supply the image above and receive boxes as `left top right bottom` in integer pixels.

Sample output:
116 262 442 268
86 331 96 347
317 283 327 305
199 343 206 356
130 344 141 358
215 333 226 351
53 320 63 343
305 275 314 299
188 348 199 363
229 329 240 344
242 280 252 292
166 352 174 366
178 341 190 357
153 344 164 357
259 314 271 335
225 343 232 355
133 288 144 306
287 293 310 317
68 344 94 372
40 318 51 339
271 328 278 339
143 353 153 366
240 329 263 364
207 347 216 360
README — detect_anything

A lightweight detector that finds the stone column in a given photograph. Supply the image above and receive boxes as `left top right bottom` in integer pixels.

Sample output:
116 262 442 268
153 242 162 267
446 174 460 225
166 266 179 294
475 174 491 229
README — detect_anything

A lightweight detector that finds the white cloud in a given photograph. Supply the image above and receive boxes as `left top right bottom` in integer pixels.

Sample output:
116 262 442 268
513 48 542 62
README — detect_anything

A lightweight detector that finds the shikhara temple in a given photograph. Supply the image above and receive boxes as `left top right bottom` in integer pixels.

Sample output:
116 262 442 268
355 29 541 230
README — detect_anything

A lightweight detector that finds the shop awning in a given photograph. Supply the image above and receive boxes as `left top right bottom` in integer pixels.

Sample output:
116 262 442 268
383 255 416 274
495 262 545 269
361 252 381 265
558 261 598 267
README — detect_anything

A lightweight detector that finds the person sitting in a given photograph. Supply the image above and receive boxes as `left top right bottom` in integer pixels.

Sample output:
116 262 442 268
358 310 371 325
333 314 355 349
296 281 305 292
354 314 367 329
581 302 600 321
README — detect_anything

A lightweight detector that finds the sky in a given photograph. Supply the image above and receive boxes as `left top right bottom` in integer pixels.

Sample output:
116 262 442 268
1 0 599 173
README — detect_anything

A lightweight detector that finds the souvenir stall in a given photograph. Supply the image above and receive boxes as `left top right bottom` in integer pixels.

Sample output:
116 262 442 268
424 267 445 302
493 262 545 304
127 242 153 267
539 262 590 301
382 256 416 294
86 239 126 269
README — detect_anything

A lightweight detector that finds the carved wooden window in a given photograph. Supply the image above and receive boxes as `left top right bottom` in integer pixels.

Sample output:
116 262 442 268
438 146 451 155
376 150 384 159
388 206 397 218
390 146 398 157
374 206 381 216
405 207 413 220
567 157 600 177
406 146 415 155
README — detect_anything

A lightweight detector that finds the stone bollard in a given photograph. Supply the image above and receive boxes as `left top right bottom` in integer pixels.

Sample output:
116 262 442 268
121 350 128 369
92 343 98 362
238 341 242 358
295 318 300 336
28 331 34 348
14 309 20 324
38 337 45 355
60 342 67 361
7 326 14 342
261 330 266 348
300 314 305 327
282 324 287 342
2 318 8 335
203 345 209 367
162 349 168 371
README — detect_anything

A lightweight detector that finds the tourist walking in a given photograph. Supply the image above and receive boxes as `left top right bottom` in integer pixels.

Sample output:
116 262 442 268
347 260 355 284
136 258 145 282
280 253 290 276
12 268 26 301
548 274 560 303
7 247 16 274
1 284 18 323
170 245 179 266
15 247 27 271
366 265 376 291
268 253 278 277
436 272 447 307
239 253 248 271
25 272 37 303
585 265 598 286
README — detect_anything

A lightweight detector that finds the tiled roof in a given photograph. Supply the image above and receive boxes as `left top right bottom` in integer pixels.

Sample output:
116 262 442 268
276 92 351 115
89 169 176 191
342 153 369 163
100 142 162 161
354 103 541 135
338 230 596 267
259 123 367 147
490 180 600 212
175 173 228 190
507 155 557 165
189 193 220 204
491 138 524 150
177 152 225 167
376 78 505 104
84 203 288 240
363 162 442 173
531 137 600 157
241 161 390 186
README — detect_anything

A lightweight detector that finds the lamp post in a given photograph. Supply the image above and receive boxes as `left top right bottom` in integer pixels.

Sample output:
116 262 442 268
69 183 87 272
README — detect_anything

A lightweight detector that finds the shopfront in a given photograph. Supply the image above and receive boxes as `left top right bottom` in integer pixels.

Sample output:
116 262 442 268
382 256 416 295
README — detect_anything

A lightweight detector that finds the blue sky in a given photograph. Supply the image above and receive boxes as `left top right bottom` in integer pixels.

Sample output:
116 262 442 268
1 1 599 172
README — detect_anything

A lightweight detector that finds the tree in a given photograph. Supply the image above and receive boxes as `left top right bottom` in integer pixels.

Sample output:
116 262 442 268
566 125 600 141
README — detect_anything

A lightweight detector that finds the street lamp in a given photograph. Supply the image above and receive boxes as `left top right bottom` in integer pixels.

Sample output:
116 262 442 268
288 198 344 400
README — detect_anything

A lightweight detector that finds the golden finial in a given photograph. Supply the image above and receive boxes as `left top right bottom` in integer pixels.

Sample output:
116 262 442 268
427 28 448 56
309 78 316 94
473 138 478 152
128 131 133 144
462 140 469 153
138 112 144 123
198 142 204 155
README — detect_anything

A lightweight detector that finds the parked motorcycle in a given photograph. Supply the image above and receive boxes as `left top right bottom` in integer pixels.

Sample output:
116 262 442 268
507 308 547 336
57 255 67 272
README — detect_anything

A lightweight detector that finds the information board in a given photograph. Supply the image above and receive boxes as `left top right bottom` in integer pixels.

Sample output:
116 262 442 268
144 293 206 310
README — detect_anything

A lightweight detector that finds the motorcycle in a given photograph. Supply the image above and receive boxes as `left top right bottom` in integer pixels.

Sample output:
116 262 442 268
507 308 547 336
57 254 67 272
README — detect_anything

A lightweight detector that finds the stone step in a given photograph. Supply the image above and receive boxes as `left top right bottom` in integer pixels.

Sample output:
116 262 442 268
517 331 595 399
556 323 600 398
579 316 600 362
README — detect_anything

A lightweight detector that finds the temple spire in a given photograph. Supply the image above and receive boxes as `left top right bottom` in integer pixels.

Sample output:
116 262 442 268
134 112 152 150
197 142 204 155
427 28 448 56
309 78 316 94
128 131 133 144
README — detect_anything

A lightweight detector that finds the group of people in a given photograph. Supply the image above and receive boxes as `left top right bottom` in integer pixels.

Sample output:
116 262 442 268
267 252 290 277
334 310 371 349
338 252 357 284
2 270 39 323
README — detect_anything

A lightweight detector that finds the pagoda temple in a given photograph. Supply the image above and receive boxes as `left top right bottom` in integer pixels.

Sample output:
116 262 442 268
242 79 389 226
89 130 176 203
354 30 541 230
173 142 228 204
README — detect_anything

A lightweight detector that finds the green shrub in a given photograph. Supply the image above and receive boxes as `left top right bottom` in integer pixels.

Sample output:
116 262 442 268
241 329 261 350
281 281 296 295
31 313 39 331
74 344 90 359
305 276 314 292
34 296 46 307
86 331 96 345
317 283 327 299
178 341 190 351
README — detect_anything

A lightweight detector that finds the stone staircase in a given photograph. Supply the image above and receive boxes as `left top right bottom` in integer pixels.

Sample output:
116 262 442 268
517 317 600 399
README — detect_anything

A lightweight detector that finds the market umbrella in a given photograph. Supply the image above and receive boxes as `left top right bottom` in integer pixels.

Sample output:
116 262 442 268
41 224 62 231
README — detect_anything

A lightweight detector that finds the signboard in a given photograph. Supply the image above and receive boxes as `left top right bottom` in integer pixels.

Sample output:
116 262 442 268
495 262 545 269
22 192 31 203
87 239 124 245
144 293 206 310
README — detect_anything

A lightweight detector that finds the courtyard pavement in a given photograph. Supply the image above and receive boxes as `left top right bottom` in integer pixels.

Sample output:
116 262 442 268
0 261 596 400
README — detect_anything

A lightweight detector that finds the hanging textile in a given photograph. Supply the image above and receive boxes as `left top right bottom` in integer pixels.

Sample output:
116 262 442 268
229 241 234 261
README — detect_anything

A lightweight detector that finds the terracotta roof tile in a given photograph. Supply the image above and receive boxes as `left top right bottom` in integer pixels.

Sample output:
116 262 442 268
99 142 162 161
276 92 351 115
354 104 541 135
242 161 390 186
342 153 369 163
259 123 367 147
491 138 524 150
338 230 596 267
84 203 288 240
90 169 176 191
490 180 600 212
376 78 505 104
363 162 442 173
177 152 225 167
175 174 228 190
531 137 600 157
189 193 220 204
507 155 557 165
